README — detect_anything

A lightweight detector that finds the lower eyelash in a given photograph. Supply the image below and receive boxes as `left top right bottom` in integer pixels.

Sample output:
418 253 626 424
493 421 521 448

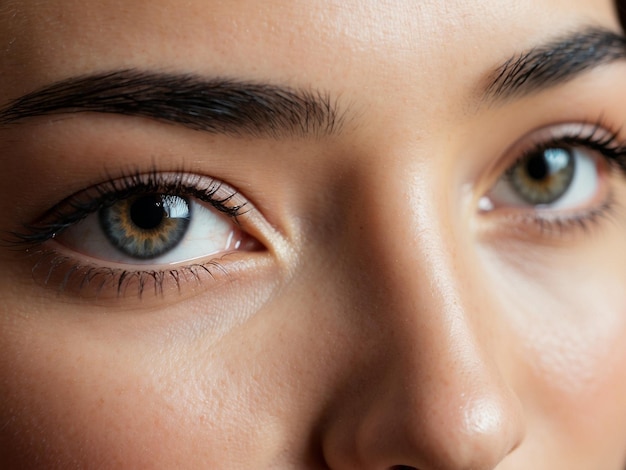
502 192 621 239
27 246 232 299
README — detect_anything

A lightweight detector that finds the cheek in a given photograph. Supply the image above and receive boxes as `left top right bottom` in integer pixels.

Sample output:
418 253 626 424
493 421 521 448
0 297 306 468
0 317 163 467
0 312 237 467
495 250 626 456
522 304 626 462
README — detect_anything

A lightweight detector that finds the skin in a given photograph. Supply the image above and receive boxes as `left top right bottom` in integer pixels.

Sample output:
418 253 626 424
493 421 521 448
2 0 626 468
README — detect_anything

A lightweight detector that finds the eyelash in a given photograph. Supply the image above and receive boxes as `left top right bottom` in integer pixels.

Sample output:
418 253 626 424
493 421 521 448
6 170 249 298
487 120 626 237
13 170 246 246
6 120 626 298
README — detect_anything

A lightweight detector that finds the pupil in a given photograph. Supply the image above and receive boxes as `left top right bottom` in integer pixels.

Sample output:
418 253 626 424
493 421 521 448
130 195 165 230
526 155 548 181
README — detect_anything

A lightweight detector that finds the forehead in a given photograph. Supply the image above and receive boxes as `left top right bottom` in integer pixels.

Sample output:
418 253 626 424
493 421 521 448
1 0 618 83
0 0 614 70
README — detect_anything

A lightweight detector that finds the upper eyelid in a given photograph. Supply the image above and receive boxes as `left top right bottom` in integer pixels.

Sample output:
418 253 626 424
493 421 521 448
485 121 626 181
7 172 250 248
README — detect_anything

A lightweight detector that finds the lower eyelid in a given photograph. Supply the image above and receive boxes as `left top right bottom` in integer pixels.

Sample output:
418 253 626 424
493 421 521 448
24 242 263 301
476 190 619 243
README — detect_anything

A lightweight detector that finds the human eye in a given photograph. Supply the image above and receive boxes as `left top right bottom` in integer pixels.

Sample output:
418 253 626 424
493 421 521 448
6 171 263 298
479 121 626 237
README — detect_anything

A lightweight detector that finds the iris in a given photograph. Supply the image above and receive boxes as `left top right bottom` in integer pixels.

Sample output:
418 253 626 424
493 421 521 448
99 194 191 259
508 148 576 205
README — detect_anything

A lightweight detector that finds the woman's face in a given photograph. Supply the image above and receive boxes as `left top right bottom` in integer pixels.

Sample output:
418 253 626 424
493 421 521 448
2 0 626 468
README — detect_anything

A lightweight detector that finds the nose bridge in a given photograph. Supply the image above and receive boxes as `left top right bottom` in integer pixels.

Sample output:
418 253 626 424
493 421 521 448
346 162 480 350
321 164 525 469
358 181 505 398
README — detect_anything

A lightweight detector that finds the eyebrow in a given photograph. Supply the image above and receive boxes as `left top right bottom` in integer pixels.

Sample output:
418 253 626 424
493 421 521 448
484 28 626 103
0 70 342 138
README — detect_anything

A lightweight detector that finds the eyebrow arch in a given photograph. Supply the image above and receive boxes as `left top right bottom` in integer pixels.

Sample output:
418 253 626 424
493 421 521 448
483 28 626 103
0 70 343 138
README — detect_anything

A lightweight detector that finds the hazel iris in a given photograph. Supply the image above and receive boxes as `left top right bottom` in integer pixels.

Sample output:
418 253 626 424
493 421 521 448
99 194 191 259
508 148 576 205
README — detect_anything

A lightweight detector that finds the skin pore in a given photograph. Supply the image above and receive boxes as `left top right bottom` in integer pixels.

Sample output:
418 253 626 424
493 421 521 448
2 0 626 468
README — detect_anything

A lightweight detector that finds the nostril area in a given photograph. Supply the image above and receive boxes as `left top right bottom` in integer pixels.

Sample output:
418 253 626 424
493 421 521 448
390 466 418 470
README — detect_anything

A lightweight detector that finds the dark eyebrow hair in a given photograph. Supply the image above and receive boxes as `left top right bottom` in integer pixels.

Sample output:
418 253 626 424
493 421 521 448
484 28 626 102
0 70 343 138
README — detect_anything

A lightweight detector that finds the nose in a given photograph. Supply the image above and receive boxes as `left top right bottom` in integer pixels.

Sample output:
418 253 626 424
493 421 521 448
319 176 525 469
